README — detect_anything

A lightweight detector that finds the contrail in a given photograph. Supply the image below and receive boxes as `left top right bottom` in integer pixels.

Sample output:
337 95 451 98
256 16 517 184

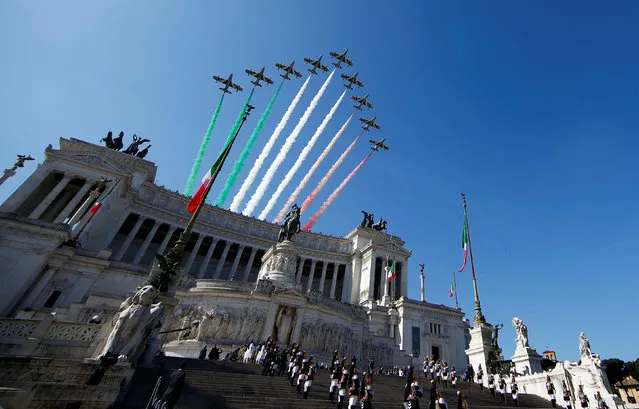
215 81 283 207
261 88 346 220
244 70 335 217
229 76 311 213
302 151 373 231
183 94 225 196
218 89 254 155
274 112 353 223
300 132 362 214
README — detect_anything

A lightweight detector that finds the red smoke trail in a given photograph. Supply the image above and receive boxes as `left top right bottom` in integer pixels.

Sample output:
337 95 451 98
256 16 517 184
300 132 362 214
302 151 373 231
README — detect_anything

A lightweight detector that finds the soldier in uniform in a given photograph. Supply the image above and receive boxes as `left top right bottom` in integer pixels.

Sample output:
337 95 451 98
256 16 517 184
578 385 589 408
348 368 361 409
547 375 557 408
442 362 449 388
510 376 519 407
488 369 496 397
337 367 350 409
359 373 374 409
297 355 310 393
476 364 484 391
594 391 608 409
329 365 340 403
499 372 507 403
562 380 573 409
302 356 315 399
290 350 303 386
406 375 424 409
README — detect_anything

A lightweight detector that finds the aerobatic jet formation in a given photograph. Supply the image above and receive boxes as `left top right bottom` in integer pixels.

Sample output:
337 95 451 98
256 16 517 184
341 72 364 89
369 138 389 151
275 61 302 80
330 49 353 68
245 67 273 87
352 94 373 110
304 55 329 75
360 116 381 131
213 73 243 94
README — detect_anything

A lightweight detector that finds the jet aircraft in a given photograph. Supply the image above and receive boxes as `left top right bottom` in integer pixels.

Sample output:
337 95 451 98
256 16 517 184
213 73 243 94
245 67 273 87
341 72 364 89
369 138 389 151
304 55 329 75
360 116 381 131
330 49 353 68
275 61 302 80
352 94 373 110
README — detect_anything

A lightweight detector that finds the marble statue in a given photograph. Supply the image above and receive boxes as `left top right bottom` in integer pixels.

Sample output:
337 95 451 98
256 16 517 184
579 332 592 360
278 204 301 242
512 317 529 348
100 285 163 362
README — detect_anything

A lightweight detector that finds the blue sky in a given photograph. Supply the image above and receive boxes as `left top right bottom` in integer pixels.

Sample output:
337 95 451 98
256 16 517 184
1 1 637 361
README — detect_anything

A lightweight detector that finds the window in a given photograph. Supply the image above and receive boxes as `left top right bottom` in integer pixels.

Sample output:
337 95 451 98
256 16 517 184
628 396 636 404
43 290 62 308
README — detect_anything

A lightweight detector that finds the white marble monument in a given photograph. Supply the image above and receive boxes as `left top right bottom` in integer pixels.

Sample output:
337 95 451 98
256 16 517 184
511 316 543 375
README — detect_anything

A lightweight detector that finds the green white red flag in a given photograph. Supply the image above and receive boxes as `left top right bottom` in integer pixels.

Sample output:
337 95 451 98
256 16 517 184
90 181 118 215
458 219 469 272
387 263 397 282
449 278 455 298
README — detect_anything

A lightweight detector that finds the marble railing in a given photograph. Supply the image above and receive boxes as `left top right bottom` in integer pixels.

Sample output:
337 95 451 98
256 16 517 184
44 322 101 342
0 319 38 338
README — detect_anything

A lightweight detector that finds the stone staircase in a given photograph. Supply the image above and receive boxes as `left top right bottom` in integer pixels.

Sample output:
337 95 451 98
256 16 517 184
118 357 554 409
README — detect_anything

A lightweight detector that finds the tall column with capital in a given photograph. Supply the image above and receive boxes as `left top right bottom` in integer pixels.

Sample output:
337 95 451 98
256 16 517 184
53 180 92 223
229 244 246 280
213 241 232 279
329 264 339 299
132 221 160 264
306 260 317 291
0 169 16 187
113 216 145 261
318 262 328 295
296 258 307 284
156 226 177 258
242 247 258 281
29 174 72 219
197 239 218 279
183 234 205 276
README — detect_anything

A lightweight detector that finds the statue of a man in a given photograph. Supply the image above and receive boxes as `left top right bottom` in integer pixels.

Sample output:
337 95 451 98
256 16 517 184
492 323 503 349
579 332 592 359
361 210 370 227
12 155 34 171
512 317 529 348
278 204 301 242
100 285 163 362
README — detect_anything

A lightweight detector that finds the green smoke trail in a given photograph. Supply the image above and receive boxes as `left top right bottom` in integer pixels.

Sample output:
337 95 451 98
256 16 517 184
218 88 255 156
183 94 226 196
215 82 283 206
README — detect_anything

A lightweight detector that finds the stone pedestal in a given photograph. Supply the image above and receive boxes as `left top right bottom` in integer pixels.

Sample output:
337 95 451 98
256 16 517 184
257 240 299 288
512 345 543 375
465 324 494 374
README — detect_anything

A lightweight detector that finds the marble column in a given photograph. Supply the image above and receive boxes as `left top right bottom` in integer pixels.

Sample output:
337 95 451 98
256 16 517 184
103 212 132 250
342 263 353 303
53 181 92 223
132 221 160 264
155 226 177 260
29 174 72 219
318 262 328 294
0 169 16 188
67 188 100 227
296 258 307 284
229 244 245 281
183 234 205 276
329 264 339 299
291 307 305 343
306 260 317 291
113 216 145 261
213 241 232 279
242 247 258 281
20 268 57 309
262 302 279 341
197 239 218 279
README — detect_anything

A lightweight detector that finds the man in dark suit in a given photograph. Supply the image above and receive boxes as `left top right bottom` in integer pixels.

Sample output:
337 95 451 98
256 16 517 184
157 362 186 409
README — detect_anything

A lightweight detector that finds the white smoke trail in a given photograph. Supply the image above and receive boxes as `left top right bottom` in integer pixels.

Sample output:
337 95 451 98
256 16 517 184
273 112 353 223
229 77 311 213
243 70 336 217
260 89 346 220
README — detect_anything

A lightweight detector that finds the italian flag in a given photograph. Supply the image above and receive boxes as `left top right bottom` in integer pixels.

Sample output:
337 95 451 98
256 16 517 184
187 129 238 214
449 279 455 298
458 219 469 272
387 263 397 282
89 181 118 216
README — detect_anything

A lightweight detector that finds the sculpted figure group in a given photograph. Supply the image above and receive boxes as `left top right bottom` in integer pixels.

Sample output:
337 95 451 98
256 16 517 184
360 211 387 232
100 131 151 159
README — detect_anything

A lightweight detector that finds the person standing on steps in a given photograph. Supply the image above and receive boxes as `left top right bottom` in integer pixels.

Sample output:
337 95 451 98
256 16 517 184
488 369 495 397
562 380 573 409
578 385 589 408
155 362 186 409
436 391 448 409
329 365 340 403
499 372 507 403
406 375 424 409
510 376 519 407
429 380 438 409
303 357 315 399
337 366 349 409
476 364 484 391
198 345 207 360
547 375 557 408
360 373 374 409
594 391 608 409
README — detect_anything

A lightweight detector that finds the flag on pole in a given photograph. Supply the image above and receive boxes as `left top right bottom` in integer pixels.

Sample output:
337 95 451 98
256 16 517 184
89 181 118 215
449 278 455 298
387 263 397 282
186 133 237 214
458 219 469 272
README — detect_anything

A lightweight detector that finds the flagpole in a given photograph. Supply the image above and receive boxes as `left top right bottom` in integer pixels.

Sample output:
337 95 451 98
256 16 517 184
453 270 459 309
153 107 253 291
462 193 486 326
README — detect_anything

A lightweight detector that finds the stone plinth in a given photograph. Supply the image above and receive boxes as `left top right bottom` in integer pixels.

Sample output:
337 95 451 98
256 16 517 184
163 339 206 358
512 345 543 375
465 324 494 374
257 240 299 287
